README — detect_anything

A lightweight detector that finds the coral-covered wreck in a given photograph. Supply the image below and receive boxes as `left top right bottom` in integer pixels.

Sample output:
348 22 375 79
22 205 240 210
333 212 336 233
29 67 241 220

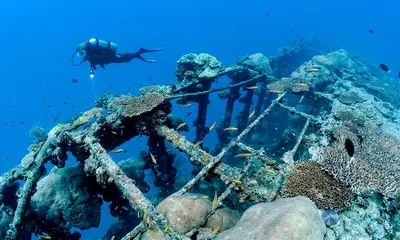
1 38 400 240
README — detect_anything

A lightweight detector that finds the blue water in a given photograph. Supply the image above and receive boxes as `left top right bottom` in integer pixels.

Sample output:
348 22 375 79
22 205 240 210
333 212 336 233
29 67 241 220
0 0 398 239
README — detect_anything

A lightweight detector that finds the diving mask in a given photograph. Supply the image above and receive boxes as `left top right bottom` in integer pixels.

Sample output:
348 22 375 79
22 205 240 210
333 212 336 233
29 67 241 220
76 50 87 59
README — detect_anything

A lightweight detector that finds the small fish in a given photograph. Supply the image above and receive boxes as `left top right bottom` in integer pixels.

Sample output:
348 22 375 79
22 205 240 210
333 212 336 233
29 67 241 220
143 212 147 222
368 29 374 34
4 156 9 161
71 79 78 83
186 112 192 117
193 140 203 148
111 131 117 135
150 152 157 164
164 131 173 137
212 191 218 206
164 223 170 232
209 121 216 131
379 64 389 72
248 110 255 118
193 195 209 201
181 103 191 108
212 224 221 235
39 236 51 240
229 179 242 184
246 86 258 89
176 122 186 130
150 228 158 232
173 135 182 144
307 67 320 72
262 168 275 173
398 71 400 79
234 153 252 158
268 90 283 93
111 149 124 153
110 236 115 240
293 83 308 87
224 127 238 131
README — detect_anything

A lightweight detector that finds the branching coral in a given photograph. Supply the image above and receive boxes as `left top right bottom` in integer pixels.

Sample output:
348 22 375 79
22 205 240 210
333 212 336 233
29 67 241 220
281 161 354 211
321 124 400 198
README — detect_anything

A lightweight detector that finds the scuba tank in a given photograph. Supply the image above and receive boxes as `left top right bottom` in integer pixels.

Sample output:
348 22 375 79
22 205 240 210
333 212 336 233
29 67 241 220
87 38 118 54
72 38 118 66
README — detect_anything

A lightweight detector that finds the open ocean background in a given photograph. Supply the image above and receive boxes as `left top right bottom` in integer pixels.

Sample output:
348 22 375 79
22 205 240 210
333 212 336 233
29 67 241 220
0 0 398 238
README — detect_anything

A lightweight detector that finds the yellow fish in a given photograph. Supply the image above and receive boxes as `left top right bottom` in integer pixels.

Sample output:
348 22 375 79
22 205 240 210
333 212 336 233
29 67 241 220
40 236 51 240
268 89 283 93
262 168 275 173
212 191 218 206
181 103 191 108
164 131 173 137
193 195 209 201
246 86 258 89
176 122 186 130
143 212 147 222
248 110 255 118
193 140 203 148
224 127 238 131
293 83 308 87
150 228 158 232
234 153 252 158
149 152 157 164
230 179 242 184
110 236 115 240
307 67 320 72
164 222 170 232
209 121 216 131
173 135 182 144
111 149 124 153
212 224 221 235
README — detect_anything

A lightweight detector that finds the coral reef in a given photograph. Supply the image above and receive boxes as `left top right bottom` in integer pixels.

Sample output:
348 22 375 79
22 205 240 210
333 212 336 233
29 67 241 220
321 124 400 198
281 161 354 211
1 39 400 240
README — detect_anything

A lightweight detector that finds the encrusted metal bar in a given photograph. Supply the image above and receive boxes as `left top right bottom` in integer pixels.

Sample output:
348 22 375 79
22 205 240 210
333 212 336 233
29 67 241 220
276 102 318 121
167 74 265 100
282 118 311 166
82 137 189 240
121 223 146 240
6 135 56 240
235 142 278 167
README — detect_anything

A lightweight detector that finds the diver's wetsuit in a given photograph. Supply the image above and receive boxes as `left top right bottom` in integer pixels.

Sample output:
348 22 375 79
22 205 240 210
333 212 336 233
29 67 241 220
87 48 162 70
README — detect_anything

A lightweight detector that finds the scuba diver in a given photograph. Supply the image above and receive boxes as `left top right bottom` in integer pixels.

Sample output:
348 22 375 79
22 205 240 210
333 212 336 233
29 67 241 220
71 38 162 77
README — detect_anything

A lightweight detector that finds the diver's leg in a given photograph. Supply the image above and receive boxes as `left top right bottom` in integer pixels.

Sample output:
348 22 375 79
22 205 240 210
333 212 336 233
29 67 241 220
138 48 162 53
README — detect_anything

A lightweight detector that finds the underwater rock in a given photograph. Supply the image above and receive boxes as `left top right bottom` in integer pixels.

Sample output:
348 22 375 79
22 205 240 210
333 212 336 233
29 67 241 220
338 91 365 105
239 53 272 75
156 194 213 234
175 53 222 81
322 210 340 226
217 196 326 240
205 206 241 232
325 195 393 240
30 166 102 230
270 36 322 78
